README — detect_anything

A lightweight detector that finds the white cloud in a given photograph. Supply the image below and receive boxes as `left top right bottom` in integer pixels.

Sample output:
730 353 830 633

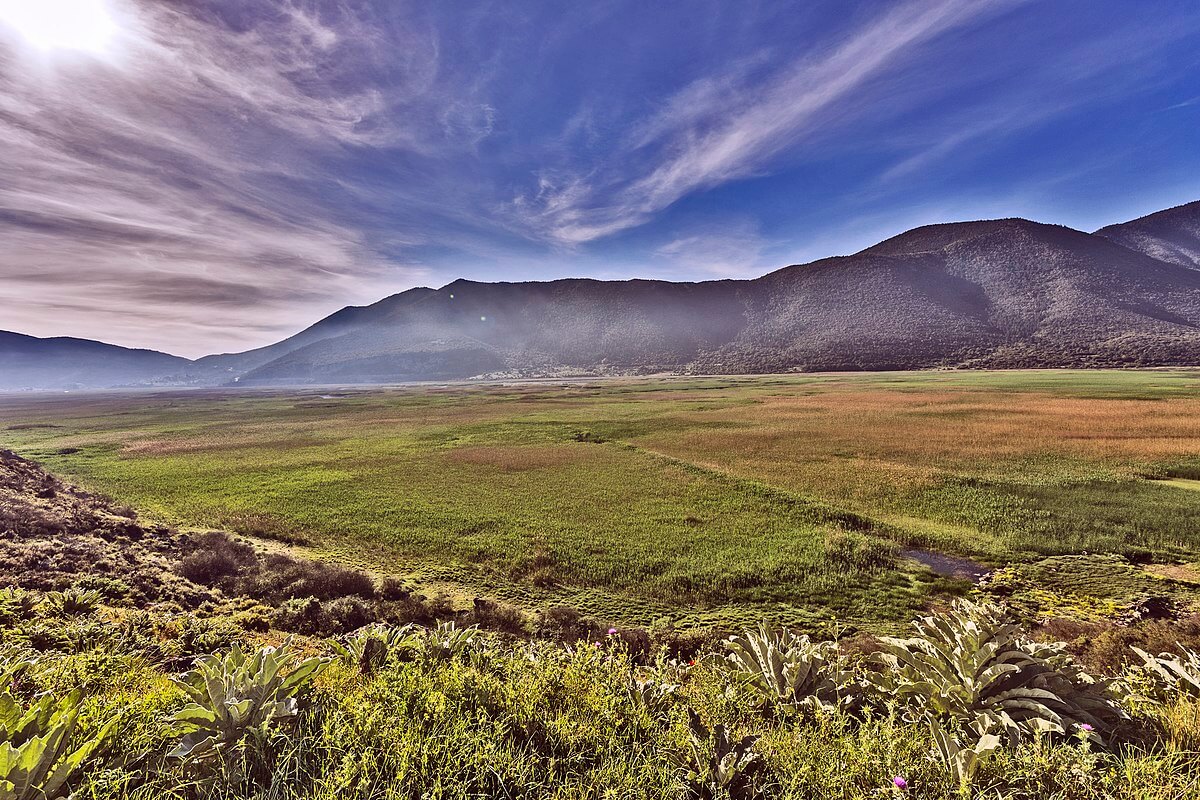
0 0 447 355
512 0 1018 245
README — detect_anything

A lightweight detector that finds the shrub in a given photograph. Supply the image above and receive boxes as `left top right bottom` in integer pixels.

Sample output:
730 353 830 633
468 597 529 635
175 532 254 586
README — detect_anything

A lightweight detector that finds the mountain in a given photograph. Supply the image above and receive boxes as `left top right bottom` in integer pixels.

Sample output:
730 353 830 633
1096 200 1200 269
234 215 1200 384
194 287 439 378
5 200 1200 390
0 331 191 391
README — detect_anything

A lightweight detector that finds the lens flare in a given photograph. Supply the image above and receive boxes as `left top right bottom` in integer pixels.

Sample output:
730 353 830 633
0 0 119 56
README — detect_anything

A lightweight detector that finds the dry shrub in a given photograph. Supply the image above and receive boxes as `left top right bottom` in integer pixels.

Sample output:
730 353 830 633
469 597 529 635
1039 614 1200 673
175 531 374 603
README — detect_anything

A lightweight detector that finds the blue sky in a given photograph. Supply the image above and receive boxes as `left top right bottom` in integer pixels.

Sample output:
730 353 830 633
1 0 1198 355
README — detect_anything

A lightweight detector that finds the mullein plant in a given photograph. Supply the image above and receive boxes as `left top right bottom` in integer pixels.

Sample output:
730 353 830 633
168 642 328 783
0 664 119 800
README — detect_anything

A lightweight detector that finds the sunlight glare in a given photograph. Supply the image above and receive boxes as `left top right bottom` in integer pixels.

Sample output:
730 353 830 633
0 0 119 56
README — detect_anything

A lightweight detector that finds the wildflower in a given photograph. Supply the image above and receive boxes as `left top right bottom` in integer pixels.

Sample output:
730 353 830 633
592 641 601 648
607 627 618 635
892 776 908 791
1080 723 1094 732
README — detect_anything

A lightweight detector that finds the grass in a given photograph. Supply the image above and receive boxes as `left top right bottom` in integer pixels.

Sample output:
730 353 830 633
9 602 1200 800
2 369 1199 630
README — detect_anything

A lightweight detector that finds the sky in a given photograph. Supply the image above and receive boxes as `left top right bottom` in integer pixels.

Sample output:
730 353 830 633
1 0 1199 358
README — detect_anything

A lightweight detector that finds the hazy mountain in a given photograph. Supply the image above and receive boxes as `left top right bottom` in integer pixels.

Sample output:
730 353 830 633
194 287 438 378
235 215 1200 384
6 201 1200 390
1096 200 1200 269
0 331 191 391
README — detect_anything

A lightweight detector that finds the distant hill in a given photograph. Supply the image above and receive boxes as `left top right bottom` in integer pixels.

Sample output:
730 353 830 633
1096 200 1200 269
5 200 1200 389
0 331 191 391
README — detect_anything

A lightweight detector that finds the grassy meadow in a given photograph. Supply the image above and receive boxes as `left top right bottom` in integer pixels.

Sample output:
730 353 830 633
3 369 1200 631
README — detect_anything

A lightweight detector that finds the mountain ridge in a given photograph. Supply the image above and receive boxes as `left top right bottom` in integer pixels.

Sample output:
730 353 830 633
4 202 1200 390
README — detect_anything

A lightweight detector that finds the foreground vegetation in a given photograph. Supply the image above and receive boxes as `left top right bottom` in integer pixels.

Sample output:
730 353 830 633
4 596 1200 799
2 370 1199 630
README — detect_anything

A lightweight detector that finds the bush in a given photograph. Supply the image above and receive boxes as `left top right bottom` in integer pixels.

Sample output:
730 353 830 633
176 532 375 605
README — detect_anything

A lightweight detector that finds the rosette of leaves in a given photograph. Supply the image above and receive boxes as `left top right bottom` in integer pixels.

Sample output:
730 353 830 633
0 664 118 800
0 590 39 628
715 623 851 715
330 623 418 675
420 621 480 662
876 601 1125 743
168 643 328 774
40 588 101 618
668 708 763 800
629 676 679 722
1131 646 1200 701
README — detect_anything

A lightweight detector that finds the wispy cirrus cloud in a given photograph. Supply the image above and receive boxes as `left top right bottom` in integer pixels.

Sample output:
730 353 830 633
510 0 1021 245
2 0 1198 356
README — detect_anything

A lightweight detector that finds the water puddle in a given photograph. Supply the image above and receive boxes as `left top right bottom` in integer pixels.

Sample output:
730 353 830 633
901 549 990 583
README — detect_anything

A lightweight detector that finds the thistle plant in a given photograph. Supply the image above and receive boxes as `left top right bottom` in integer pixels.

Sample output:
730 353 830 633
929 717 1001 792
168 642 328 776
629 676 679 721
40 588 101 618
0 665 118 800
420 621 480 662
0 589 39 625
330 623 417 675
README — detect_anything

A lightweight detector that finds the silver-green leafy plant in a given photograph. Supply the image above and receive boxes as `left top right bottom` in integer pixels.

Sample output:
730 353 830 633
929 717 1001 792
668 708 763 800
330 624 417 675
1131 645 1200 700
715 623 849 715
420 621 479 662
629 676 679 722
0 589 39 625
40 588 101 618
0 665 118 800
168 642 328 772
876 601 1124 744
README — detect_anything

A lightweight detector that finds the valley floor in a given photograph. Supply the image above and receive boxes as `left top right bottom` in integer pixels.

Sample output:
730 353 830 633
2 368 1199 632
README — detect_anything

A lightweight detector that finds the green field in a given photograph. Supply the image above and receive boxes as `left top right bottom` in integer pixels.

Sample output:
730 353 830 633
3 370 1200 630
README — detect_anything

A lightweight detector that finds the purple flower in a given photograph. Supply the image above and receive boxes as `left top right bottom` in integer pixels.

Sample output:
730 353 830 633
892 776 908 790
607 627 618 635
592 641 601 648
1080 724 1094 732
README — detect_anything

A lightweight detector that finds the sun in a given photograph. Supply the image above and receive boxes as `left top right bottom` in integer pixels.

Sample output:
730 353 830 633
0 0 120 56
